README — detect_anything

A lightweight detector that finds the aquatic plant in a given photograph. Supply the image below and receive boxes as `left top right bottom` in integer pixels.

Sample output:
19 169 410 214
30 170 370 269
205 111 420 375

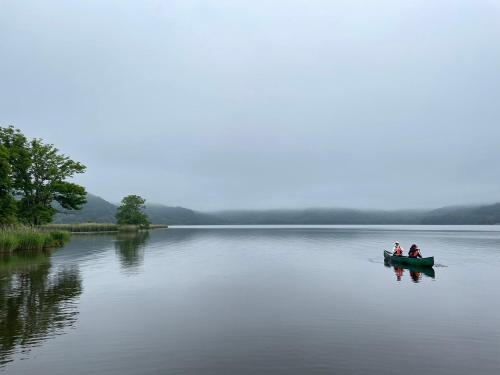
41 223 119 232
0 227 71 252
41 223 167 233
149 224 168 229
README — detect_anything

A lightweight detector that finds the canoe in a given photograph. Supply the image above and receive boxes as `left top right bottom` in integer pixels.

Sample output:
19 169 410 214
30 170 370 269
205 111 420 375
383 250 434 267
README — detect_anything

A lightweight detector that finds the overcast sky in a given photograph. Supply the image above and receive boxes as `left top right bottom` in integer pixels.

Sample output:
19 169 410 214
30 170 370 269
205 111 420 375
1 0 500 210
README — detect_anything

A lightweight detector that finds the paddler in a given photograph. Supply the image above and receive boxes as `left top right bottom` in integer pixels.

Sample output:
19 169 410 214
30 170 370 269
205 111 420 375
408 244 422 258
392 241 404 256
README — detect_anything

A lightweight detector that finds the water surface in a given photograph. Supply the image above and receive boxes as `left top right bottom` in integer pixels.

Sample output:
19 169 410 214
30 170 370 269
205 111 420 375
1 226 499 374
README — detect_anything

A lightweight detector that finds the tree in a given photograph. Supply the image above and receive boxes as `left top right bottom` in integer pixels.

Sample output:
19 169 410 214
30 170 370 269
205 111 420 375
0 126 87 225
115 195 150 227
0 144 17 224
0 126 30 224
16 139 87 225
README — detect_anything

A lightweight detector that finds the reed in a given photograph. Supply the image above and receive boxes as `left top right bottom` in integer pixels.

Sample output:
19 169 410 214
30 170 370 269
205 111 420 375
0 231 19 252
149 224 168 229
41 223 167 233
48 230 71 246
0 227 71 252
117 224 168 231
41 223 119 233
117 224 140 232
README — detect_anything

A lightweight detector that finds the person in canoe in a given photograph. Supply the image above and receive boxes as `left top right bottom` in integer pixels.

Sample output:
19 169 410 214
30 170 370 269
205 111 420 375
392 241 404 256
408 244 422 258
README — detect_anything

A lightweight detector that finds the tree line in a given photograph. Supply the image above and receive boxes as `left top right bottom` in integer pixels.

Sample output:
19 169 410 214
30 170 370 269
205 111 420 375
0 126 86 225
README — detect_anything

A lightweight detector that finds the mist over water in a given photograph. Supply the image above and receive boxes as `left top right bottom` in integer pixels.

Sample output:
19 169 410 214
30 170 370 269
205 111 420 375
1 226 499 374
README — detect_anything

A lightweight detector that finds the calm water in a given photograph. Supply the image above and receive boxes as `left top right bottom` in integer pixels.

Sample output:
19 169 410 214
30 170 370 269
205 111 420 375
1 226 499 374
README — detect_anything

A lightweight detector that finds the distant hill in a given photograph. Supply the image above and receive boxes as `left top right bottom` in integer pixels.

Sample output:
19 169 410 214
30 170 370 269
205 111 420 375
421 203 500 225
145 204 222 225
54 194 117 223
210 208 427 225
54 194 500 225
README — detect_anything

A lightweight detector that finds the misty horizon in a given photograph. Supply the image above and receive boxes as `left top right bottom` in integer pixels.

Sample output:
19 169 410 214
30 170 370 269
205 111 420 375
107 193 494 213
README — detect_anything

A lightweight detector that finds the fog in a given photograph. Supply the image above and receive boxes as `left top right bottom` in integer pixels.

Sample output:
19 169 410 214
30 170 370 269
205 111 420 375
1 0 499 210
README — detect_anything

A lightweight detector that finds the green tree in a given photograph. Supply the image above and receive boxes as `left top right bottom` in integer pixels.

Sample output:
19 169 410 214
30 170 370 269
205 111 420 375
0 144 17 224
0 126 30 225
17 139 87 225
115 195 150 227
0 126 87 225
0 127 31 196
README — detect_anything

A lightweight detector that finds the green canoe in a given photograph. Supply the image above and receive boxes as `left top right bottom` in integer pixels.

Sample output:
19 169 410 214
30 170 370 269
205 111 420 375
383 250 434 267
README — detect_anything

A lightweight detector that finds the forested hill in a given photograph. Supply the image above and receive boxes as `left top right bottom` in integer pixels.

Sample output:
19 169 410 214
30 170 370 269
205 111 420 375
54 194 221 225
421 203 500 225
54 194 117 223
54 194 500 225
209 208 427 225
144 204 222 225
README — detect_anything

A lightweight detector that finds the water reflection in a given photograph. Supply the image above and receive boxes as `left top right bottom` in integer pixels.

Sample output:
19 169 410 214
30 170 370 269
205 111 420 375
384 260 436 283
0 251 82 367
114 231 150 271
2 227 500 375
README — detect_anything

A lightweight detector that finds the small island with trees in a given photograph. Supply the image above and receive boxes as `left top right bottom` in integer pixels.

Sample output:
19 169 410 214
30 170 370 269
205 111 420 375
0 126 166 253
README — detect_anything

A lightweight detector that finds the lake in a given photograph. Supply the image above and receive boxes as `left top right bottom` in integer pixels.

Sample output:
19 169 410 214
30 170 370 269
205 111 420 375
1 225 499 374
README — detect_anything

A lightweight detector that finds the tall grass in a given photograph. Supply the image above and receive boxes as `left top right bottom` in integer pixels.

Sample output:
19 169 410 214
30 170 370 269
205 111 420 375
116 224 167 232
0 227 71 252
149 224 168 229
117 224 167 231
47 230 71 246
41 223 168 233
117 224 141 232
41 223 119 232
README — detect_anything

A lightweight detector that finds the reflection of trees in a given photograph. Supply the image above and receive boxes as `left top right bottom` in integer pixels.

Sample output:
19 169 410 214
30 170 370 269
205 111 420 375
0 251 82 367
114 231 150 271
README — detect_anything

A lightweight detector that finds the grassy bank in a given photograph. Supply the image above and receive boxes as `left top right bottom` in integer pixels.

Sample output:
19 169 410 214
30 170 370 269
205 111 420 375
41 223 168 233
42 223 118 232
0 227 71 252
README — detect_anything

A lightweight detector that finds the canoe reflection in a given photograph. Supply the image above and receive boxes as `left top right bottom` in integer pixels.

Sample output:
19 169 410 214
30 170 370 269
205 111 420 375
384 260 435 283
